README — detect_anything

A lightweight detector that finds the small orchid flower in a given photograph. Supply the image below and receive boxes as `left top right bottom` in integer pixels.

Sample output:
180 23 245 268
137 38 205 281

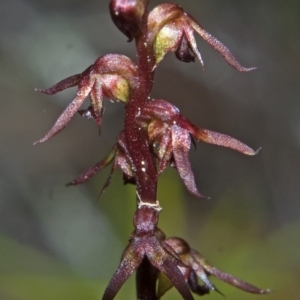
103 206 195 300
157 237 271 299
67 131 135 197
148 3 256 71
34 54 138 144
140 99 259 197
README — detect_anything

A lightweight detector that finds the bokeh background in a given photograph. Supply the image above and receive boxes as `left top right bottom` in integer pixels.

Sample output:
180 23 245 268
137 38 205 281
0 0 299 299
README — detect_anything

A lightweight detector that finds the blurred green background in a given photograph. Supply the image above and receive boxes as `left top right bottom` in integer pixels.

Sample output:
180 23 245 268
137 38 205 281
0 0 299 299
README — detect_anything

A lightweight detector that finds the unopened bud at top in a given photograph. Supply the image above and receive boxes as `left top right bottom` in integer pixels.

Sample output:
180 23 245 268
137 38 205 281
109 0 146 41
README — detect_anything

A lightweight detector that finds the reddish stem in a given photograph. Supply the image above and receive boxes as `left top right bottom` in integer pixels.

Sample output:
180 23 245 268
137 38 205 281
124 1 157 204
136 257 159 300
123 2 161 300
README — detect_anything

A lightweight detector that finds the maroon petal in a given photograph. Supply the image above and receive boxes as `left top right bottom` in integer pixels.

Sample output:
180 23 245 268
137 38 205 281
158 259 194 300
171 126 205 198
98 154 119 199
195 128 259 155
66 145 117 186
116 152 134 179
102 245 144 300
180 116 259 155
187 15 256 72
144 236 193 300
142 99 180 122
33 76 95 144
35 74 81 95
90 78 104 131
183 24 205 68
116 131 135 183
157 130 172 174
208 267 270 294
35 65 93 95
192 249 270 294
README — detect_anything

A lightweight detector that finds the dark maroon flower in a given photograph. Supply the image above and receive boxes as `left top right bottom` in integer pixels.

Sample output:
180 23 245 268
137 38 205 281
34 54 138 144
148 3 256 71
140 99 259 197
102 206 195 300
67 131 135 196
157 237 271 298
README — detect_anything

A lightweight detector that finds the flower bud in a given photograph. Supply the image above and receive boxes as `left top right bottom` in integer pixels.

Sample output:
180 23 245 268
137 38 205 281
109 0 145 41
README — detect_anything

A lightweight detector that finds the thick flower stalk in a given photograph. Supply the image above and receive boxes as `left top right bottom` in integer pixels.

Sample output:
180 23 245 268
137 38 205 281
34 0 269 299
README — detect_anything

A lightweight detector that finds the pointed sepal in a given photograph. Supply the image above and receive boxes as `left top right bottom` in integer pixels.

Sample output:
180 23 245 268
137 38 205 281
171 125 204 198
180 116 259 155
66 145 117 186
